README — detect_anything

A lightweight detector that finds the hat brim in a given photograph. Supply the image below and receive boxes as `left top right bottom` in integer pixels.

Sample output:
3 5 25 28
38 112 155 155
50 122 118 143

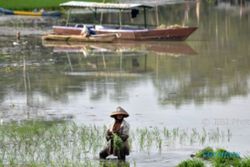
110 112 129 118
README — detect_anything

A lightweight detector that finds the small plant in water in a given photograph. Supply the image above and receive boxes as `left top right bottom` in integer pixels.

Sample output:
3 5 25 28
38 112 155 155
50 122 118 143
240 158 250 167
177 159 205 167
188 147 247 167
195 147 214 160
212 148 241 167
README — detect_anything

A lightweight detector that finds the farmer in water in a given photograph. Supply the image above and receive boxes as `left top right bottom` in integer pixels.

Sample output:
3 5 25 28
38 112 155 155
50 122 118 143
99 106 130 161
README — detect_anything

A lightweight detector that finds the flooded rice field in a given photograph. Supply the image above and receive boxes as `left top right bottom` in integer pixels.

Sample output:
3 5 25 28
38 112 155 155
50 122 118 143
0 1 250 166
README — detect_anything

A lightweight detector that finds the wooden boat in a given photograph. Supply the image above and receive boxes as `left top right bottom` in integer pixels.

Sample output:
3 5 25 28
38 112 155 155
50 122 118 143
0 7 61 17
53 26 83 35
42 33 117 43
53 25 197 41
52 1 198 41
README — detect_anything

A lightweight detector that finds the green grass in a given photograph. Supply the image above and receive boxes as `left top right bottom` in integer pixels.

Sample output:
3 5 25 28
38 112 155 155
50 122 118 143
177 159 205 167
0 0 115 10
240 158 250 167
195 147 241 166
212 148 241 167
195 147 214 160
0 120 64 138
191 147 249 167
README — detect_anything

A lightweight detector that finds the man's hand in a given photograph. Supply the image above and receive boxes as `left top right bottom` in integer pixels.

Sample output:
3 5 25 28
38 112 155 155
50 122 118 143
106 130 113 141
107 130 113 136
119 134 129 141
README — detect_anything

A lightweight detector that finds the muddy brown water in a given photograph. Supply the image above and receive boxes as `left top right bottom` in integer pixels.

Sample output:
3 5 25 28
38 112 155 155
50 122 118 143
0 1 250 166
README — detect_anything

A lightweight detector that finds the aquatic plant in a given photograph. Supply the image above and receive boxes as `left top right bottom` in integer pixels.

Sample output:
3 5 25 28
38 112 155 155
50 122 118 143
0 159 3 167
195 147 241 165
0 120 233 166
240 158 250 167
195 147 214 160
177 159 205 167
136 128 147 151
163 127 170 138
212 148 241 167
100 160 130 167
192 147 245 167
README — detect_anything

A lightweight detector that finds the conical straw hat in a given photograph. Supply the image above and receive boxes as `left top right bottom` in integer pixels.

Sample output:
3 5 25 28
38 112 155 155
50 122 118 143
110 106 129 118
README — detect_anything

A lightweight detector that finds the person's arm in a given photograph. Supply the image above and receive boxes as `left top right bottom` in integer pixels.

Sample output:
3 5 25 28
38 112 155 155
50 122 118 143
118 121 130 141
106 129 113 141
119 133 129 141
105 123 114 141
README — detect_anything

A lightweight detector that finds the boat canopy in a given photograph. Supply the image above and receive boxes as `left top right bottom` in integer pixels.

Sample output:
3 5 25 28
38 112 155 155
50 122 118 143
60 1 153 10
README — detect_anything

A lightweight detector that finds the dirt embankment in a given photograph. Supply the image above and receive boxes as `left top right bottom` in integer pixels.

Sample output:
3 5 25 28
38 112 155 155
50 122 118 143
0 15 64 36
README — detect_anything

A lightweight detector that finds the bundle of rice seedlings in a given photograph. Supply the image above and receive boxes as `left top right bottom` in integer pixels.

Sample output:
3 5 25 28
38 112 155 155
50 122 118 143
113 133 123 151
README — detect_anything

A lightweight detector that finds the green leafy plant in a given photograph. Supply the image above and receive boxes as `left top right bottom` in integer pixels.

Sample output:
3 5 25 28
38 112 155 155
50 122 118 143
177 159 205 167
240 158 250 167
113 133 123 151
212 148 241 167
195 147 214 160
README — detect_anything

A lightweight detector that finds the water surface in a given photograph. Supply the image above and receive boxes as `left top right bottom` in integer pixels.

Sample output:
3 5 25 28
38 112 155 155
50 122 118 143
0 1 250 166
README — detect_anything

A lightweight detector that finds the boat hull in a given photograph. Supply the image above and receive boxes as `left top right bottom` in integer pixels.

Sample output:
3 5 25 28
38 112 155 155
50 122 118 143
42 34 117 43
53 26 82 35
52 26 197 41
96 27 197 41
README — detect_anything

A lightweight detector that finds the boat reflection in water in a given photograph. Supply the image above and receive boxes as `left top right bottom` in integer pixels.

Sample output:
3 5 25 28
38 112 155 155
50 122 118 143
42 40 197 57
42 40 197 78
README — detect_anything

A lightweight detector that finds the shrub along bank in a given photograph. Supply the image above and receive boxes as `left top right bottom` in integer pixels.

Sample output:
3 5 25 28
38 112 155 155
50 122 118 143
0 0 114 10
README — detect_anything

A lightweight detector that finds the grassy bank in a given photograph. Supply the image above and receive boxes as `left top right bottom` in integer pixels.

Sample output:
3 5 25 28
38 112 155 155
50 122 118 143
0 0 115 10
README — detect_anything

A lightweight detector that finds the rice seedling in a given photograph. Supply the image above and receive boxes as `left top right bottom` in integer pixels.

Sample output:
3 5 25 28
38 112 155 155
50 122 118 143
146 131 154 153
133 160 136 167
0 120 233 166
173 128 179 139
199 128 207 145
136 128 148 151
163 127 170 138
100 160 130 167
0 159 3 167
113 133 123 151
227 129 232 142
157 137 162 153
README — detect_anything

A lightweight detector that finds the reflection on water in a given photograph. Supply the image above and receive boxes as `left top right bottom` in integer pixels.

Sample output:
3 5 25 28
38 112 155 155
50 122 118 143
0 1 249 121
42 40 197 56
0 1 250 166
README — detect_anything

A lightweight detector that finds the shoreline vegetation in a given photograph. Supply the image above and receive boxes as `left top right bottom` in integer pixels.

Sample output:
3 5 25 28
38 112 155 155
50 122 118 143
0 120 239 166
0 0 114 10
178 147 250 167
